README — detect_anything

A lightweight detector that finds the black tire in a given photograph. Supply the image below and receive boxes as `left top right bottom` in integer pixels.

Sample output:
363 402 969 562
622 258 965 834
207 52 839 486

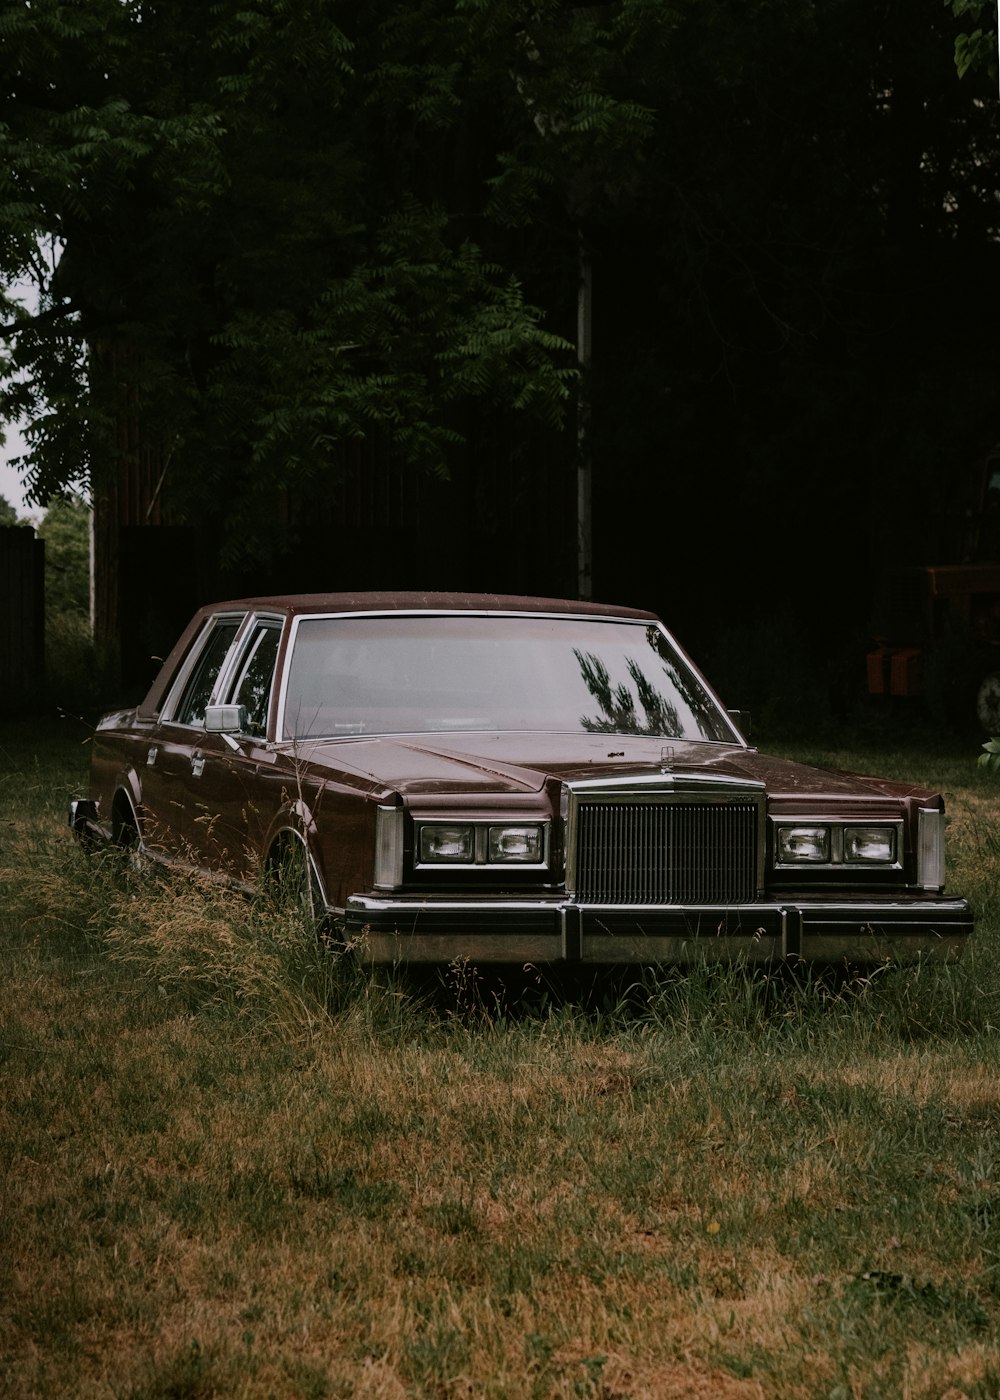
112 801 140 850
109 795 151 879
266 833 333 939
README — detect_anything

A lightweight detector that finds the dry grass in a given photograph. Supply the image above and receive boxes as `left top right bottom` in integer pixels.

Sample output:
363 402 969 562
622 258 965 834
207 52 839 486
2 719 1000 1398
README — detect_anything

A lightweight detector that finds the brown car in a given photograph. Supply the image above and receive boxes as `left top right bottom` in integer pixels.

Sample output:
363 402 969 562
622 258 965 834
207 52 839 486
71 592 972 965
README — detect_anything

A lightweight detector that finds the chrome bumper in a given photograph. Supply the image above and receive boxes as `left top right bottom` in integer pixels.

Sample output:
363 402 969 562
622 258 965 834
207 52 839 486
345 895 972 965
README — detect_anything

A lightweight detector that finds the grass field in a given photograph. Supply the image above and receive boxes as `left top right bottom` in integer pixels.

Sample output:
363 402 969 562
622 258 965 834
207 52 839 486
2 717 1000 1399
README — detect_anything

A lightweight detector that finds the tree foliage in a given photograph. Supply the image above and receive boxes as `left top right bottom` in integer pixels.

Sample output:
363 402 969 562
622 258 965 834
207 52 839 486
0 0 662 563
38 493 89 619
947 0 998 79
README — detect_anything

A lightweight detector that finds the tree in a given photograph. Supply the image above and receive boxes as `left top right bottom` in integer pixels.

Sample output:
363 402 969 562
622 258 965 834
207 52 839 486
0 492 19 525
37 494 89 620
1 1 660 566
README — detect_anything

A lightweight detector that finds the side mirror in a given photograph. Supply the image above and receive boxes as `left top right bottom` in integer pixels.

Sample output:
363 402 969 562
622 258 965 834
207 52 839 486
204 703 249 734
727 708 751 740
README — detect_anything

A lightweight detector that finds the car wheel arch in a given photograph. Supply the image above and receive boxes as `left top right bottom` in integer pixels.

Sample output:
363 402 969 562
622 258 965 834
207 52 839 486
265 826 329 911
262 795 321 876
111 787 142 849
268 793 318 840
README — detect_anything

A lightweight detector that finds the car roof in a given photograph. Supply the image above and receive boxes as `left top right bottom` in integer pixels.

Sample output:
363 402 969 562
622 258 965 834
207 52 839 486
204 592 660 621
135 593 664 721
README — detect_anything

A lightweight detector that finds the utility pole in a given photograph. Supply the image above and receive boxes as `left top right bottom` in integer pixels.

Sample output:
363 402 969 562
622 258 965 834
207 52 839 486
577 232 592 600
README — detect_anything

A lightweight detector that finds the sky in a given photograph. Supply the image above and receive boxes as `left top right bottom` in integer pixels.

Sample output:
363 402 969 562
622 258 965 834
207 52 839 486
2 271 42 519
0 420 30 516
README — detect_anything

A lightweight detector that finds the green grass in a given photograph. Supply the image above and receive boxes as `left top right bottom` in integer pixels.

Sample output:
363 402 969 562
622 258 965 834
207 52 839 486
3 719 1000 1398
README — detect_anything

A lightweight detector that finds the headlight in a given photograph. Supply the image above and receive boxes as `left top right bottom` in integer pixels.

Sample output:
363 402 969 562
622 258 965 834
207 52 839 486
488 825 544 862
419 824 474 863
776 825 830 863
773 820 901 868
844 826 896 863
415 820 547 867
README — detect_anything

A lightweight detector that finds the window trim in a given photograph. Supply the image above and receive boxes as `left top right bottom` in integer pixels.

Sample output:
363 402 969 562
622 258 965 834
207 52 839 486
218 615 284 736
160 612 247 728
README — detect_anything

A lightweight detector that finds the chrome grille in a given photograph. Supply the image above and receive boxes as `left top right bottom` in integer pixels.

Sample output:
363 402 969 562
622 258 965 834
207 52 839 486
573 799 760 904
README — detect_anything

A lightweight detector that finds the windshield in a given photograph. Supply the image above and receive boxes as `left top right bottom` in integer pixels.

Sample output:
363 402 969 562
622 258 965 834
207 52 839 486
281 614 733 742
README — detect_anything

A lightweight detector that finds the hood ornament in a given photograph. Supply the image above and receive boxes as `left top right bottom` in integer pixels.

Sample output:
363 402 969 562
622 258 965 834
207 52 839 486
660 745 674 773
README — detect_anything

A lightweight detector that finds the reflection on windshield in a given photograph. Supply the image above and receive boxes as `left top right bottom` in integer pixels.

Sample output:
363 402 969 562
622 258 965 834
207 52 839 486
575 650 681 736
283 615 732 742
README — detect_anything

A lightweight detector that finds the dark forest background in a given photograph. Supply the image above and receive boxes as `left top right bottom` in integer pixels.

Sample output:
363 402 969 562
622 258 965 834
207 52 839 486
2 0 998 722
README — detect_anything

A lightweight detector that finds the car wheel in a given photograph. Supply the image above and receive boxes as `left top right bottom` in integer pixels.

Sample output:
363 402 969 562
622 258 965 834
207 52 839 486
70 804 99 853
110 795 151 877
268 834 328 934
977 673 1000 733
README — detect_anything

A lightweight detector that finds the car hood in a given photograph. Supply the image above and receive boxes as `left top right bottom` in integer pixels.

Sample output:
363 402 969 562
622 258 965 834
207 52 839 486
287 731 934 805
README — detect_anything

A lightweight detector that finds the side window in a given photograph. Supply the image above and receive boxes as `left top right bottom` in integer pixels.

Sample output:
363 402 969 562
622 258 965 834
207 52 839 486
173 620 242 727
225 621 281 736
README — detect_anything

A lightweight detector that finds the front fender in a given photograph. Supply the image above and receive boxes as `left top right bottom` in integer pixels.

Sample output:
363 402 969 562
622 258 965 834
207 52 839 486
263 794 319 849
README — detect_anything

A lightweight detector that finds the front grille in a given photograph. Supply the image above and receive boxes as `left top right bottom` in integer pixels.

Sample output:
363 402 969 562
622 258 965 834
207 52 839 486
573 799 760 904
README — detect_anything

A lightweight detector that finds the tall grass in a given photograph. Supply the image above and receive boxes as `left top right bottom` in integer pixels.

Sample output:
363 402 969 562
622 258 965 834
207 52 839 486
3 719 1000 1398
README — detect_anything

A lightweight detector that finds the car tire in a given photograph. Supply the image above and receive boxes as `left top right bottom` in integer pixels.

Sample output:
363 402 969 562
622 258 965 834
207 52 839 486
70 805 99 853
267 833 328 933
110 794 152 877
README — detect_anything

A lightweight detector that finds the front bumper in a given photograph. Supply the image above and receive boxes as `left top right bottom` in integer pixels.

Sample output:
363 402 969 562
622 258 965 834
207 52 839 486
345 894 973 965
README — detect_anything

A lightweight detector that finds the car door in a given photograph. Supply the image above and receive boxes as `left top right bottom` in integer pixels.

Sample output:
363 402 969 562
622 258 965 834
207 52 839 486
140 613 247 862
181 615 285 881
